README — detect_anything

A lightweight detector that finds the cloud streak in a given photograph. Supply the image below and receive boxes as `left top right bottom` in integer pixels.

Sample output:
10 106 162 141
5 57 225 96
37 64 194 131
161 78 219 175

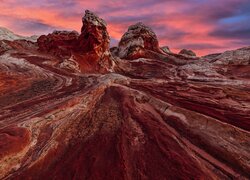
0 0 249 55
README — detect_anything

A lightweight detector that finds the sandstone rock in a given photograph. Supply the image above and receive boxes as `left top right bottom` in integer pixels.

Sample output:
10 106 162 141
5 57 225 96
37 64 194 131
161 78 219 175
37 10 113 73
0 27 38 42
0 40 12 55
58 56 81 73
37 30 79 57
76 10 113 73
161 46 171 54
210 46 250 65
179 49 196 56
0 10 250 180
78 10 109 54
118 22 163 59
202 53 221 60
110 46 119 57
0 39 37 54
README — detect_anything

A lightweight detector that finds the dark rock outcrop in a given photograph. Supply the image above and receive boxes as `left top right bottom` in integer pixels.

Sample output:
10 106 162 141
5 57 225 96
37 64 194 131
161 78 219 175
110 46 119 57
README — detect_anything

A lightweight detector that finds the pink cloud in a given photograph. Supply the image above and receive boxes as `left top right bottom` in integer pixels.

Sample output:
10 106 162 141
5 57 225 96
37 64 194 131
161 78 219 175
0 0 249 56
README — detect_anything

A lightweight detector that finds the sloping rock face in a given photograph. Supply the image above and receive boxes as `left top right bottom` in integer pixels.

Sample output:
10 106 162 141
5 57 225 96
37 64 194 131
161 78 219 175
0 39 37 56
208 46 250 65
0 41 12 55
179 48 196 57
0 10 250 180
161 46 171 54
118 22 164 59
0 27 38 42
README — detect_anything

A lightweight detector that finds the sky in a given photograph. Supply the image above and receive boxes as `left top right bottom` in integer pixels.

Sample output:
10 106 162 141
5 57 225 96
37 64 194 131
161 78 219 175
0 0 249 56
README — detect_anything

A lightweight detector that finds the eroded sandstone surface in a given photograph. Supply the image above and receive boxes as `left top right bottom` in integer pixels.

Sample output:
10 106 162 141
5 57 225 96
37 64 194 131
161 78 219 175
0 10 250 180
0 27 38 42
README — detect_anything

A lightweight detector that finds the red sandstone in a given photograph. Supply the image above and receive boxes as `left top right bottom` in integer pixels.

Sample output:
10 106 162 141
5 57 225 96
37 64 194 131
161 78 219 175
0 10 249 180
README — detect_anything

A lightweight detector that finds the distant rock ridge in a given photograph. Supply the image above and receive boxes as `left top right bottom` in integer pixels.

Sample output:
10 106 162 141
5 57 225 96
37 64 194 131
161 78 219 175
209 46 250 65
179 49 196 57
0 27 38 42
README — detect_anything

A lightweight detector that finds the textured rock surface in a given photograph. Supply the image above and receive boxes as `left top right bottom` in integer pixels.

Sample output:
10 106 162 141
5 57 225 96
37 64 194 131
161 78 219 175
0 41 12 55
0 11 250 180
37 10 113 73
37 30 79 57
161 46 171 54
0 27 38 42
207 46 250 65
118 22 164 59
76 10 113 73
179 48 196 57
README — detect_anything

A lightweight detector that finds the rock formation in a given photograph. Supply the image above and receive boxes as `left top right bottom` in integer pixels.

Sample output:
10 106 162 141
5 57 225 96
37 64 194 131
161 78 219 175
0 40 11 55
161 46 171 54
0 27 38 42
208 46 250 65
117 22 164 59
37 30 79 57
0 10 250 180
37 10 113 73
75 10 113 73
179 48 196 56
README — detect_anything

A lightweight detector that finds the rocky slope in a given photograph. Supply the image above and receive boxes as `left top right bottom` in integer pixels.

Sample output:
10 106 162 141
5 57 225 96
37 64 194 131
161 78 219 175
0 27 38 42
0 10 249 180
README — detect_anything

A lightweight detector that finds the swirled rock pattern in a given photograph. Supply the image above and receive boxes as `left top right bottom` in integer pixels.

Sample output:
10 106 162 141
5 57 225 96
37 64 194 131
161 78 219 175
0 10 250 180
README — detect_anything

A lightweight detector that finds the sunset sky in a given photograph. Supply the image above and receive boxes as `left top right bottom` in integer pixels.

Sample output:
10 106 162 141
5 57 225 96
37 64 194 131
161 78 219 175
0 0 249 56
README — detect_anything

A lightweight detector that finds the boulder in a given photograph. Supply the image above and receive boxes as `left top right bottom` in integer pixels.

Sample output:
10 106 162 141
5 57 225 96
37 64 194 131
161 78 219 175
118 22 162 59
